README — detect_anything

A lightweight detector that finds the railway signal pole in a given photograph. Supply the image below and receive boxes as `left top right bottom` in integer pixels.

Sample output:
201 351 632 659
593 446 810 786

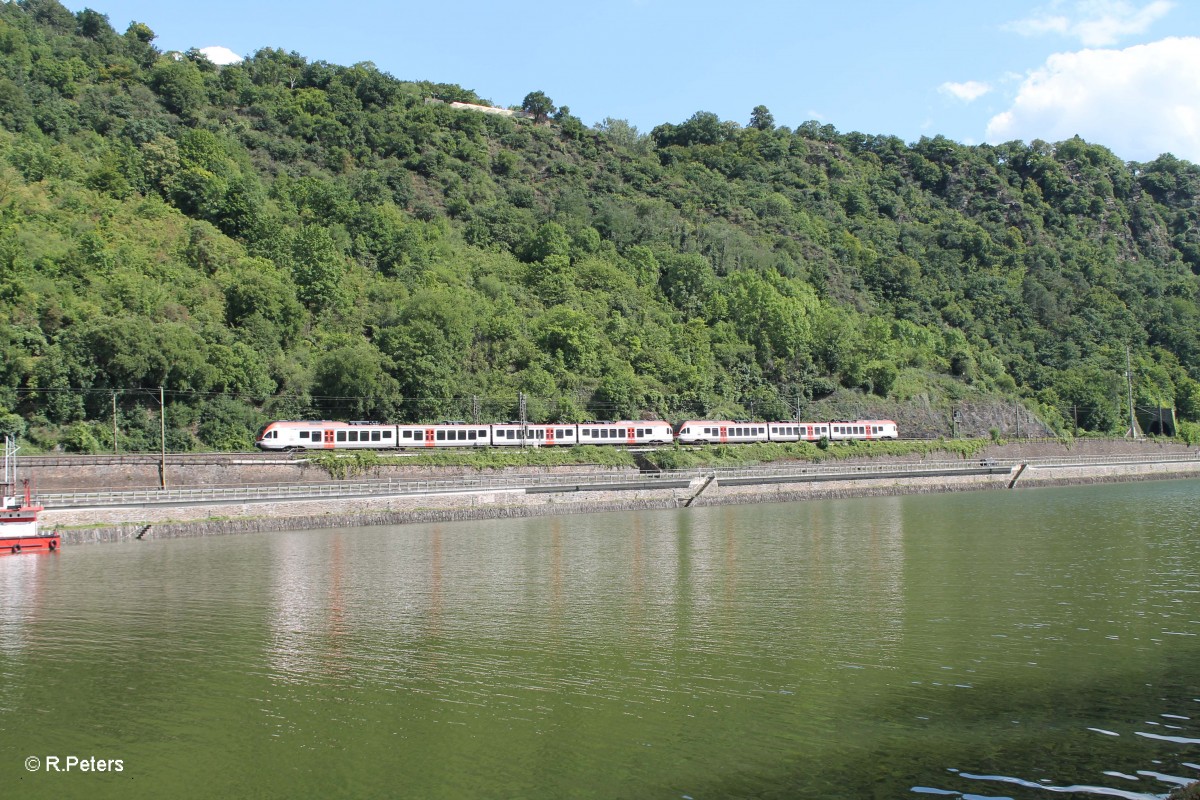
519 392 528 449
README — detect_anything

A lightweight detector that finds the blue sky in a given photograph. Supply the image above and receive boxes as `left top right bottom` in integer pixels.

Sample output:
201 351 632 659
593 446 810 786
66 0 1200 162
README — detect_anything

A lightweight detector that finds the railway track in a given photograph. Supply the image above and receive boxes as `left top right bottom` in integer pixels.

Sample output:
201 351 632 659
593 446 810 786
21 451 297 467
31 453 1200 510
14 438 1017 470
16 437 1169 469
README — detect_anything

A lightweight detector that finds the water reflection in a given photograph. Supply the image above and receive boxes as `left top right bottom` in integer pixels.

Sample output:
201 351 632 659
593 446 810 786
3 481 1196 799
0 554 51 658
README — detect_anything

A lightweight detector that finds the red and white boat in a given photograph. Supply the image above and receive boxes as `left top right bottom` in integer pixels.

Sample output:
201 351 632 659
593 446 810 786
1 437 58 555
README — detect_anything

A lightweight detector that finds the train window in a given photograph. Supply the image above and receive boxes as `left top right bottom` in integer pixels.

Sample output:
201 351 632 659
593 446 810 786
299 431 310 439
336 431 346 442
372 431 381 441
468 430 476 440
436 430 445 441
383 431 392 439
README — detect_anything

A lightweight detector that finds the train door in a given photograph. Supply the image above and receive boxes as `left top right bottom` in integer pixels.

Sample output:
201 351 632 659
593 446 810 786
626 427 635 444
323 430 335 449
424 428 435 447
719 425 728 443
546 428 555 446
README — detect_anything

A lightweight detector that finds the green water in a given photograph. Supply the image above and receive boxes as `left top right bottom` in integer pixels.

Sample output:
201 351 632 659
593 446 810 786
2 481 1198 799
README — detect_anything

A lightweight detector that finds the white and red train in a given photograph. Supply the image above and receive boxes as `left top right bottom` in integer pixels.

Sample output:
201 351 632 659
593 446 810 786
255 419 898 450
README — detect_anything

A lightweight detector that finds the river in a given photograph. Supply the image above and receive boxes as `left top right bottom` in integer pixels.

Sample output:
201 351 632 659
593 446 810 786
2 480 1198 799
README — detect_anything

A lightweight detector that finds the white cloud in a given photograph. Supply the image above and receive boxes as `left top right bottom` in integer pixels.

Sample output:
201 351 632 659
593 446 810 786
938 81 992 102
1006 0 1174 46
985 37 1200 162
198 46 243 66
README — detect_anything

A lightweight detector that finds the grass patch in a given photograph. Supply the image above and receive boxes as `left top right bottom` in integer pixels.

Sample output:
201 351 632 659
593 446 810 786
303 445 637 477
642 439 991 471
302 440 995 477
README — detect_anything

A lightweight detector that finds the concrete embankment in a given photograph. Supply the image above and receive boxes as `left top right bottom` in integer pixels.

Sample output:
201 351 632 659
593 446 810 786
40 440 1200 546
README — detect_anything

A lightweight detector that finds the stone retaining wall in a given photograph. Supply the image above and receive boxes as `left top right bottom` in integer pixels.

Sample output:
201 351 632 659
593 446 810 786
46 458 1200 547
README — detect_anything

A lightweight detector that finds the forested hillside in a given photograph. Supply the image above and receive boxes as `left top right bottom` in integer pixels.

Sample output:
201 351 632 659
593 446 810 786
1 0 1199 452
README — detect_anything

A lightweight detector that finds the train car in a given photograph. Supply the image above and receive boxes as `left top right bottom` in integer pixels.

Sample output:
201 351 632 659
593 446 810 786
255 420 398 450
394 423 492 447
827 420 898 441
675 420 770 445
257 417 901 452
767 422 831 442
489 423 579 447
577 421 674 446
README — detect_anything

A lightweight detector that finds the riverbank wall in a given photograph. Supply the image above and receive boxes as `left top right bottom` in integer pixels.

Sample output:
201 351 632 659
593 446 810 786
42 442 1200 546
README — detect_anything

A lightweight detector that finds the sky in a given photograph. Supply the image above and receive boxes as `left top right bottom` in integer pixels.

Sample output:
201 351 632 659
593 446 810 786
64 0 1200 163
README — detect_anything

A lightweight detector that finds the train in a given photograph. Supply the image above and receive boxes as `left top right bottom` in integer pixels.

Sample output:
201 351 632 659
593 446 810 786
254 419 898 451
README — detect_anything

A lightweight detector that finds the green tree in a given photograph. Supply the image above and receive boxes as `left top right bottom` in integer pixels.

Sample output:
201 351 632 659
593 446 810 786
521 90 555 123
149 56 206 117
749 105 774 131
313 340 400 420
288 225 348 312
